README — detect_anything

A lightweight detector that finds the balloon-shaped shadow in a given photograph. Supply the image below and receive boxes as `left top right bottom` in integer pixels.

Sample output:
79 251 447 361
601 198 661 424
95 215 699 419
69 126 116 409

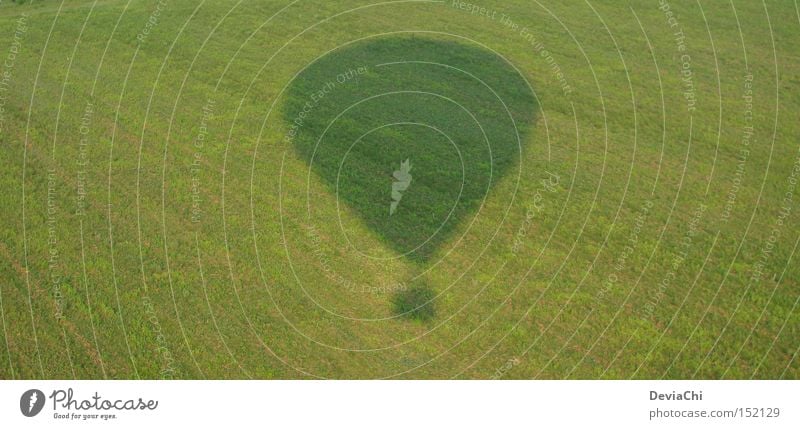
283 37 538 319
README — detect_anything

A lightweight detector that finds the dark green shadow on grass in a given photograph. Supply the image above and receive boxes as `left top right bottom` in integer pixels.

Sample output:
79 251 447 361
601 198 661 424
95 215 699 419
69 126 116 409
393 284 436 323
283 36 538 319
284 36 538 264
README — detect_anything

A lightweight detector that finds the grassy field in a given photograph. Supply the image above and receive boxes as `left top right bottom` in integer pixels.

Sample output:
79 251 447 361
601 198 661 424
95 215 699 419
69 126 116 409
0 0 798 379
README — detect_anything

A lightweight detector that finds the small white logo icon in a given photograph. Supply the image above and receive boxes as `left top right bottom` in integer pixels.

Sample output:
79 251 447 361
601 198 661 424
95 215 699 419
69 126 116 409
20 389 45 417
390 159 412 216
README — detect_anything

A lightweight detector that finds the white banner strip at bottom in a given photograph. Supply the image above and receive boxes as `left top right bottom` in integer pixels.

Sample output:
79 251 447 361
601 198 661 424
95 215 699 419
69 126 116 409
0 380 797 428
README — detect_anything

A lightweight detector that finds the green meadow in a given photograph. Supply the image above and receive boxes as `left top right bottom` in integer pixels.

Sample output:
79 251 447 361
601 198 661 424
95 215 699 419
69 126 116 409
0 0 797 379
